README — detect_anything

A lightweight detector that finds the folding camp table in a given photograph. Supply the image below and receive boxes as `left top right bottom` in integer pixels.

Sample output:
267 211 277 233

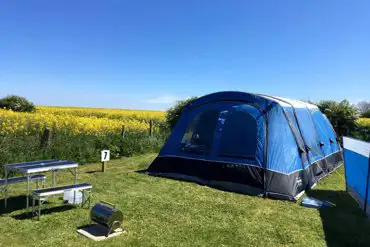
3 160 79 212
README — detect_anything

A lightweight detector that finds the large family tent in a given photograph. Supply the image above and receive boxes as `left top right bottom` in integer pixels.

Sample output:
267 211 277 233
147 92 343 201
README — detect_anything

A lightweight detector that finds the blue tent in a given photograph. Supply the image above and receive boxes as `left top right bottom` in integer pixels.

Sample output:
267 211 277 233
343 137 370 214
147 92 343 201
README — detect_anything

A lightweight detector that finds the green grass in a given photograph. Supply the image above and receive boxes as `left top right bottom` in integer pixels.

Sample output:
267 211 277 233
1 154 370 247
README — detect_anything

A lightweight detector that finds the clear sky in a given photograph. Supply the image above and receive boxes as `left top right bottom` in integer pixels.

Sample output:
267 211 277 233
1 1 369 110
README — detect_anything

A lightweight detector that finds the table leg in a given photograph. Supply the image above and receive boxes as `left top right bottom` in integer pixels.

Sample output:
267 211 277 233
88 189 91 208
52 170 56 187
32 196 35 215
74 167 77 184
74 167 77 203
26 174 30 213
4 166 8 209
81 191 85 208
38 199 41 220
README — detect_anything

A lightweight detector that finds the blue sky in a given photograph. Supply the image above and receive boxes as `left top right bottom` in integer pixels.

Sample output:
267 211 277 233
0 1 369 110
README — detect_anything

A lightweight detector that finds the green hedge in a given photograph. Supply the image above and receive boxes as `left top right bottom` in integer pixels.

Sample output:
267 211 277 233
0 130 167 175
0 95 35 112
354 119 370 142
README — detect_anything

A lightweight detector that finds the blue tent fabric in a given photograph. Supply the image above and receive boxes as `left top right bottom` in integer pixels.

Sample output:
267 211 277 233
148 91 344 201
343 137 370 214
294 107 324 163
310 109 340 154
267 104 302 174
281 106 309 168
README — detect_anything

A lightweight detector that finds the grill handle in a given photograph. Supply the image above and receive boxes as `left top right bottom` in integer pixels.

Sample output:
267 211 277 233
100 200 115 208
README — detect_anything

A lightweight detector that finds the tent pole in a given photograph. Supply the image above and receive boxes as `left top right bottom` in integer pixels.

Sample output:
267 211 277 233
363 151 370 216
263 111 268 197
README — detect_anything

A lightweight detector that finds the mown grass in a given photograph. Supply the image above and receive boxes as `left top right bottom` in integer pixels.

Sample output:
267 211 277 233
1 153 370 247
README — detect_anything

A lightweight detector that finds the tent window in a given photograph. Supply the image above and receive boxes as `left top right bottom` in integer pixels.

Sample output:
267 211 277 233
180 110 220 155
218 111 257 159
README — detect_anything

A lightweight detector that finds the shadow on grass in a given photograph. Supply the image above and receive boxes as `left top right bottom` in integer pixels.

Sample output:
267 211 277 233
86 170 101 174
306 189 370 247
0 195 50 215
140 170 263 197
77 224 94 229
12 204 76 220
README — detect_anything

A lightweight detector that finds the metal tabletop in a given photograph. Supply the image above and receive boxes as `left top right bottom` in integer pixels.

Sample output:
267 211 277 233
6 159 56 168
7 160 78 174
3 160 79 211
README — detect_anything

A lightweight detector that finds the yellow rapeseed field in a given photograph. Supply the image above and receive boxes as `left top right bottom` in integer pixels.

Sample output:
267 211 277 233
1 105 368 137
36 106 165 121
0 106 165 136
358 118 370 127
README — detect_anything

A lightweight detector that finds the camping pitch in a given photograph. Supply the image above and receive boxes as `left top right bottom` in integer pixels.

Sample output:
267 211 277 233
147 92 343 201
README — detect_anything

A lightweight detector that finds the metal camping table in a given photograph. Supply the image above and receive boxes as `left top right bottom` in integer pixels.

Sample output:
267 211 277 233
4 160 79 211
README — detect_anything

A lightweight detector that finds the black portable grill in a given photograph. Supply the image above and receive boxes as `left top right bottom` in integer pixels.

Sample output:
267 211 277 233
90 201 123 236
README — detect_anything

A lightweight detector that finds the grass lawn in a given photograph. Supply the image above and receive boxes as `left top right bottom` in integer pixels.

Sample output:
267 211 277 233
1 153 370 247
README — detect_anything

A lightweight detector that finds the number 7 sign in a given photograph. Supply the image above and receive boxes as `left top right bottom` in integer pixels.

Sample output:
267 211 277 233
101 150 110 162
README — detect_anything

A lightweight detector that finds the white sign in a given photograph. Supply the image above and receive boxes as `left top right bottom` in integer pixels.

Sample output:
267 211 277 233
101 150 110 162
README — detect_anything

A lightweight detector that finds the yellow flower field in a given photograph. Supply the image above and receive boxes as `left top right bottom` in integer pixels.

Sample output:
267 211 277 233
0 106 165 136
358 118 370 127
36 106 165 121
1 106 368 137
